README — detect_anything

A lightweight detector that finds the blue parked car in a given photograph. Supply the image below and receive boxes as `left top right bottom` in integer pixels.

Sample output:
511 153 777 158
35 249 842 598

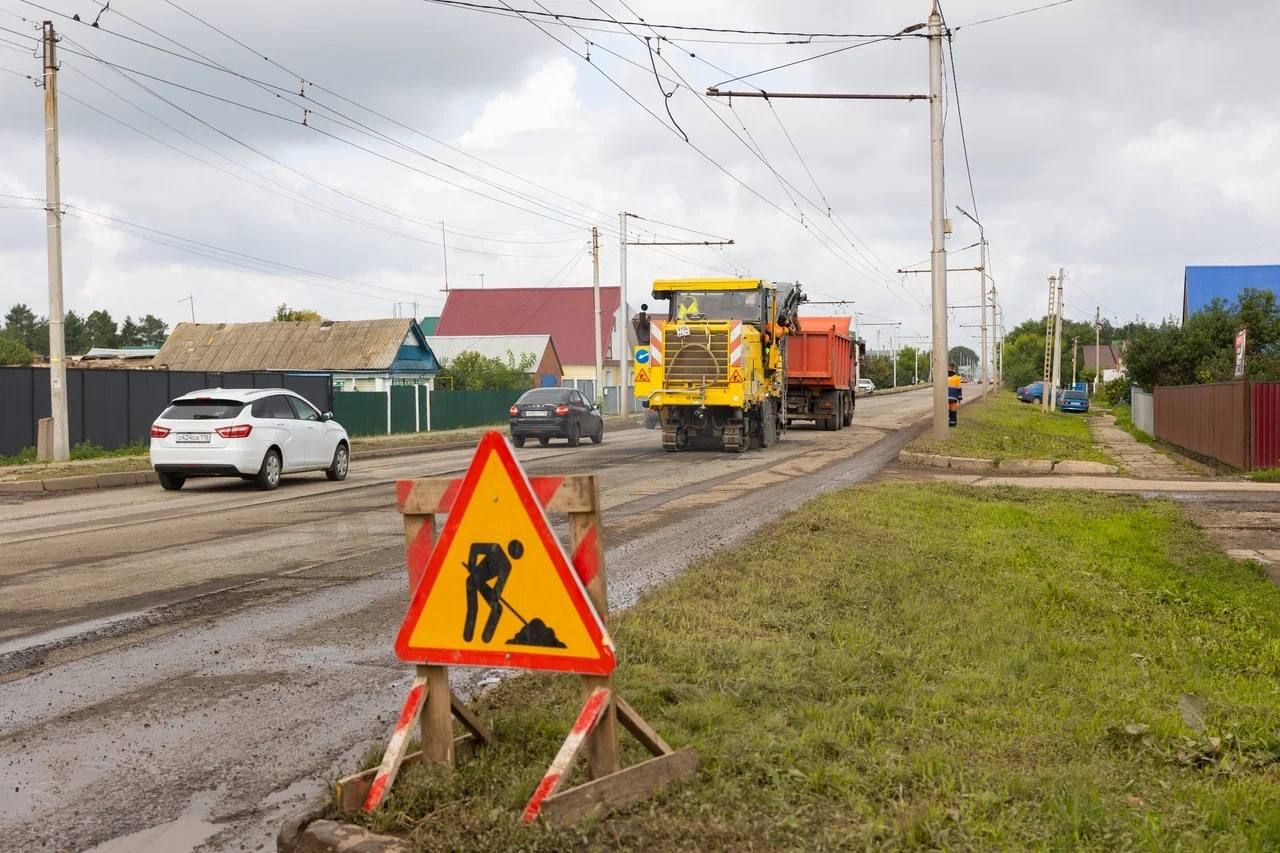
1057 389 1090 413
1016 382 1045 404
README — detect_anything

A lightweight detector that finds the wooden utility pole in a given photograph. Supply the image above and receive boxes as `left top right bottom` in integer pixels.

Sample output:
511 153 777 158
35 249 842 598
42 21 69 462
591 227 602 404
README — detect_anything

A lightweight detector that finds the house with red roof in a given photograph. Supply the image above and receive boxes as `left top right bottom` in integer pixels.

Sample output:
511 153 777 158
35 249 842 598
435 286 627 401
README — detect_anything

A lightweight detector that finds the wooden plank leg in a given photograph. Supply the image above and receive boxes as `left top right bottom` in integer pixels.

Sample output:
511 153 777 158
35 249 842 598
539 748 700 826
614 696 673 756
336 734 480 813
520 687 611 825
361 669 429 812
421 665 454 767
450 690 494 746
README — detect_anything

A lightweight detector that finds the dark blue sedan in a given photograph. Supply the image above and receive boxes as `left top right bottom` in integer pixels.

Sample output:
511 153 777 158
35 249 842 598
1057 389 1090 413
1016 382 1045 404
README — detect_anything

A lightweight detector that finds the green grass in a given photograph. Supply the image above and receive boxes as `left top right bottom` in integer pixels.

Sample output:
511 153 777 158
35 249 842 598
1112 404 1156 445
344 484 1280 850
1248 469 1280 483
0 440 147 467
907 391 1113 463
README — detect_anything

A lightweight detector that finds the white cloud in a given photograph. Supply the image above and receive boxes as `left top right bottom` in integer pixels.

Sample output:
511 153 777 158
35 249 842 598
459 58 585 149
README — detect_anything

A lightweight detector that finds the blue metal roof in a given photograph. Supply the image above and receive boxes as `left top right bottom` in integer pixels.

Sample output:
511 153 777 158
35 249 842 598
1184 264 1280 321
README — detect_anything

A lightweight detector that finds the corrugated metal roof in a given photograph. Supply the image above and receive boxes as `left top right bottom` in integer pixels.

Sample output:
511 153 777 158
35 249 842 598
435 286 621 366
151 319 420 372
81 346 160 360
425 334 553 366
419 316 440 335
1184 265 1280 321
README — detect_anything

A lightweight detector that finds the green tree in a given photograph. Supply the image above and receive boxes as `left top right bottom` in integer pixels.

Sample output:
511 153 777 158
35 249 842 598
4 303 46 354
895 346 925 384
274 304 323 322
0 334 33 365
136 314 169 346
119 316 141 347
862 354 893 389
84 310 120 349
63 310 89 355
948 345 978 368
436 350 537 390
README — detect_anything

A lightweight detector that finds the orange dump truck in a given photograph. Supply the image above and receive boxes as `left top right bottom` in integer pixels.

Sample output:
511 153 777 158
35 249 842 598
784 316 863 431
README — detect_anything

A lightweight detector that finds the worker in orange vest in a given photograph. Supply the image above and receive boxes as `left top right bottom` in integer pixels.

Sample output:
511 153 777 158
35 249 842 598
948 363 962 427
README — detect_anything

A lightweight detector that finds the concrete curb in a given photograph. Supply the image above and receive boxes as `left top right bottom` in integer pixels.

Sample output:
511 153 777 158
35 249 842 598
0 422 649 496
896 451 1118 476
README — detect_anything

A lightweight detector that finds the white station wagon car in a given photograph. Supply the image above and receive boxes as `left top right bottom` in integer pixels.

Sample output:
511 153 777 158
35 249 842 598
149 388 349 491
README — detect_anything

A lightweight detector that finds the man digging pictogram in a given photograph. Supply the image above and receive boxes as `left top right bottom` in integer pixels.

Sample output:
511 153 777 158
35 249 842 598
461 540 566 648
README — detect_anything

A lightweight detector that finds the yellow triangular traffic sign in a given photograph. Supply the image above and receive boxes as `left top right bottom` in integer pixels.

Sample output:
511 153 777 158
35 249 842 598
394 432 615 675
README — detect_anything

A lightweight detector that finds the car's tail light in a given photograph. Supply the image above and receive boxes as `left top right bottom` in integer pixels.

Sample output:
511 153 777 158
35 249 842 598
510 405 519 416
215 424 253 439
150 424 170 438
555 404 569 416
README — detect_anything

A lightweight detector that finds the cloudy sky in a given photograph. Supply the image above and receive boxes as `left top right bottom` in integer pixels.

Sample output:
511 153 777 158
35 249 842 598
1 0 1277 357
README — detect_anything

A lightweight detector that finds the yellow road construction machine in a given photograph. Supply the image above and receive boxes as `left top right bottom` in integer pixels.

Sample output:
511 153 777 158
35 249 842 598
632 278 804 452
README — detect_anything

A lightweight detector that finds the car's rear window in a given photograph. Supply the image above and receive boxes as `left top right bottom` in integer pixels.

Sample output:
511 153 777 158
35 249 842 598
519 389 571 404
160 399 246 420
1062 391 1087 401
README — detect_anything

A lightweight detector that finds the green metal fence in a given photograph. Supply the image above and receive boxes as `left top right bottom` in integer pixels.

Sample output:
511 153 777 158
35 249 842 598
332 391 387 437
430 389 521 431
332 387 521 436
390 386 418 434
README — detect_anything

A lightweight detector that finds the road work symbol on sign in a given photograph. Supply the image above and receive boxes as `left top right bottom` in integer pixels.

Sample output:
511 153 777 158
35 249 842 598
395 432 615 674
635 368 649 383
728 367 743 383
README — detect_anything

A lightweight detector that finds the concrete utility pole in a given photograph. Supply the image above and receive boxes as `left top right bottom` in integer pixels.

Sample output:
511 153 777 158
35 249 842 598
1050 268 1065 409
591 227 603 404
42 21 69 463
928 2 949 439
1093 305 1101 398
892 332 898 388
954 206 987 393
618 212 629 419
1041 275 1057 414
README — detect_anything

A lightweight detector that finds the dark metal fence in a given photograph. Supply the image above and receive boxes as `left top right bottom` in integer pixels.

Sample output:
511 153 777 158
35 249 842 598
1251 382 1280 470
1153 382 1249 469
0 367 332 456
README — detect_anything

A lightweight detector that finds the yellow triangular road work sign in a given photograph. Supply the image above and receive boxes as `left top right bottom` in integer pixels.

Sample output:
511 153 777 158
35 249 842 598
395 432 615 675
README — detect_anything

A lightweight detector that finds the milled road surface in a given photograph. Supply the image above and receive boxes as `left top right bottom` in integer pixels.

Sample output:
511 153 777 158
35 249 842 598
0 388 945 852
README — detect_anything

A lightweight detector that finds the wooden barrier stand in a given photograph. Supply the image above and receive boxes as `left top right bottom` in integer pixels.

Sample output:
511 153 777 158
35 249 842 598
336 441 697 825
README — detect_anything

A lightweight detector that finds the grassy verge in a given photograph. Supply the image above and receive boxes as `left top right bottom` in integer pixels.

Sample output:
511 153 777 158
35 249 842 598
906 391 1113 463
345 483 1280 850
0 440 148 467
1248 469 1280 483
1112 403 1156 445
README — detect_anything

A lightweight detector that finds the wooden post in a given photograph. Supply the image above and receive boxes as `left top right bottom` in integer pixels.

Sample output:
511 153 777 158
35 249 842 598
421 664 454 766
568 476 620 779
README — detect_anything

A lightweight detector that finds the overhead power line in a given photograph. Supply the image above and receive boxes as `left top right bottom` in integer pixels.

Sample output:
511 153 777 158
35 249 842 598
419 0 915 38
954 0 1079 31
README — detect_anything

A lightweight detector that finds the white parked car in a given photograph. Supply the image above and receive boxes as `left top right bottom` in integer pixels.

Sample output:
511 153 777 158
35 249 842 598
149 388 349 491
855 378 876 395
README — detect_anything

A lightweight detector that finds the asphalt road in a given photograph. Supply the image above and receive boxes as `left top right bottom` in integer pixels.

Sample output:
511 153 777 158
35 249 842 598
0 388 942 852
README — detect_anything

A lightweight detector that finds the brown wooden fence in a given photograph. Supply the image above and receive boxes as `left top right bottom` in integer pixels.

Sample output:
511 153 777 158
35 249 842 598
1153 382 1250 469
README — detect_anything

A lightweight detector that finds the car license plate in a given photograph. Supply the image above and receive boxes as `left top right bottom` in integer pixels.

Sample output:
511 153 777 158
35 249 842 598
524 411 549 417
176 432 211 443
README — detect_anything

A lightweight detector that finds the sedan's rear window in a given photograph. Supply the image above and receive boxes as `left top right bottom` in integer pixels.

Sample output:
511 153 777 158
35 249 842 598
518 389 571 404
160 399 246 420
1062 391 1087 401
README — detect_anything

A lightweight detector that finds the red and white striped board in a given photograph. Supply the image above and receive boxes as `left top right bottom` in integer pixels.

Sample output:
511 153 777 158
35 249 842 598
362 669 429 812
520 687 611 824
650 322 664 365
729 320 743 366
